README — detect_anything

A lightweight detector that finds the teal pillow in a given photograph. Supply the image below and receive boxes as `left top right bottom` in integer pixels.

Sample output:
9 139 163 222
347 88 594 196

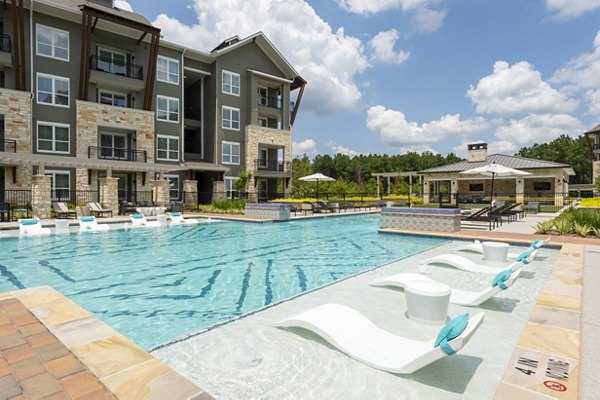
170 212 181 217
20 219 39 225
516 250 533 265
530 239 544 249
80 216 95 222
434 313 469 356
491 269 512 290
131 214 144 219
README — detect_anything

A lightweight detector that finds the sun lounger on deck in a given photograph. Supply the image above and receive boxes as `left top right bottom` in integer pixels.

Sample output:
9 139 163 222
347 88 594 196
88 202 113 218
53 202 76 219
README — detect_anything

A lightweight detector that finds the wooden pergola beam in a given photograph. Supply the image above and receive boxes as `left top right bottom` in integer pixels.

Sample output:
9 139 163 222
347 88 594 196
290 78 305 126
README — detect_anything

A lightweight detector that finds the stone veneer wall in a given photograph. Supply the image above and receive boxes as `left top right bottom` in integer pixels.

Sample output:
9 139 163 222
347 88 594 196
245 203 290 220
98 177 119 215
183 180 198 208
75 100 155 162
151 179 170 206
593 161 600 188
380 207 461 232
244 125 292 192
213 180 225 201
31 175 51 219
0 88 32 190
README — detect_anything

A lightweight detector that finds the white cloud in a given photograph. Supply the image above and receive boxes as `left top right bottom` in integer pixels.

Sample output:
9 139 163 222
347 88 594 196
114 0 133 12
415 8 446 34
366 105 490 146
368 29 410 65
327 141 360 157
293 139 318 156
337 0 430 14
452 138 486 158
399 144 437 154
551 31 600 92
545 0 600 19
486 140 521 155
154 0 369 116
586 88 600 116
493 113 582 150
467 61 578 116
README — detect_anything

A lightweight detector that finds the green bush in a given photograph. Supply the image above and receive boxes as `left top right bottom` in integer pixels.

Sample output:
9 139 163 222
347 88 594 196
534 220 554 234
573 222 592 237
553 219 573 235
197 199 247 214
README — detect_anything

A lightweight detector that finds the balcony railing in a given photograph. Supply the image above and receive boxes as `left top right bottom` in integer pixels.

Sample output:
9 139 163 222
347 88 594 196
0 34 12 53
258 96 282 109
88 146 147 163
89 55 143 80
254 159 291 172
0 139 16 152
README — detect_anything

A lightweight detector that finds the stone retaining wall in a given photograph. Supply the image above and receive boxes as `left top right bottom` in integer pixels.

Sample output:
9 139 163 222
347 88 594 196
245 203 290 220
380 207 461 232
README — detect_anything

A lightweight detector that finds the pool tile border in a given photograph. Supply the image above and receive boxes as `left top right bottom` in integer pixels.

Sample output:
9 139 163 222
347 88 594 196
1 285 212 400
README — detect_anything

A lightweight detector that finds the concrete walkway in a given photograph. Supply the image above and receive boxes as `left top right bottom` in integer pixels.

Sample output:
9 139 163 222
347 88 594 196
581 245 600 400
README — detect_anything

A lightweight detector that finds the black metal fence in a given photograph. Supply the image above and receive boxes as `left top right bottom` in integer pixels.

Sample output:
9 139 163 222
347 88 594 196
51 190 99 206
0 139 17 152
88 146 147 162
258 96 282 109
253 159 291 172
455 192 572 212
1 190 32 220
89 55 143 80
118 190 153 204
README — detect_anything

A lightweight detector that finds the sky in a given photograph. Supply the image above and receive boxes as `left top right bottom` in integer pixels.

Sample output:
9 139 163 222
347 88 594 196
115 0 600 159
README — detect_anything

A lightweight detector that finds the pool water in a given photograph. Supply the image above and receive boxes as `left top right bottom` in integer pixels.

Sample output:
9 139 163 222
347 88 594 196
0 215 446 349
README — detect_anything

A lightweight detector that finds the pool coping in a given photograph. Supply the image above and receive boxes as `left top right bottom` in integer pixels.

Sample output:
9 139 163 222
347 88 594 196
0 286 213 400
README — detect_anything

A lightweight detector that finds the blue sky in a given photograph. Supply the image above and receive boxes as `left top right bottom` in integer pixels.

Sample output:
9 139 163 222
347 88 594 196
118 0 600 158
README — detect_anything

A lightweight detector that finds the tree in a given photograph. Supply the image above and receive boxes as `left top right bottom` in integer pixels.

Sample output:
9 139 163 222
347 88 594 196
235 171 252 195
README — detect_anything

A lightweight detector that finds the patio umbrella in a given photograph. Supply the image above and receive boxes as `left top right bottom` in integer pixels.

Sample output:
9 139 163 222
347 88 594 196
460 163 530 204
299 173 335 200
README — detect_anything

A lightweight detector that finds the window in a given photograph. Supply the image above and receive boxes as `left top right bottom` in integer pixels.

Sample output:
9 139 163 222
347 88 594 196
222 70 240 95
222 141 240 165
36 24 69 61
258 86 268 105
157 135 179 161
98 48 126 75
224 177 238 199
257 118 267 127
533 182 552 191
165 174 181 200
46 170 70 200
37 73 69 107
99 133 127 160
469 183 484 192
222 106 240 130
99 90 126 107
156 96 179 123
157 56 180 85
258 148 268 168
37 122 69 154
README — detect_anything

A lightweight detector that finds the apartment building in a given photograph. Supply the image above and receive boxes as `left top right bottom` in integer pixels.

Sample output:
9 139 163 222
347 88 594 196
0 0 305 207
584 123 600 188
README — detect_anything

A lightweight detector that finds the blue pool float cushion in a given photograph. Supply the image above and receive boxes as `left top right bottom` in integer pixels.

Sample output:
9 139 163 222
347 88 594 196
435 313 469 356
20 219 39 225
491 269 512 290
131 214 144 219
530 239 545 249
80 216 96 222
516 250 533 264
170 212 181 217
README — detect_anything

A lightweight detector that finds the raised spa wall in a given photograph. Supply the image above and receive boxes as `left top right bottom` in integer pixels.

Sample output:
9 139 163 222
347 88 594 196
380 207 462 232
245 203 290 220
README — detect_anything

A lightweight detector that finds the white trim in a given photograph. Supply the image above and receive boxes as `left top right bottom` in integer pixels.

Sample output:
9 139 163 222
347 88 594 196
157 55 180 85
258 85 268 106
36 73 70 108
184 66 211 76
224 176 238 199
157 134 180 161
98 132 128 160
247 68 293 84
35 23 69 62
222 70 240 96
97 47 127 74
164 174 181 200
222 141 240 165
156 95 180 123
98 89 127 107
45 169 71 200
221 105 240 131
37 121 70 155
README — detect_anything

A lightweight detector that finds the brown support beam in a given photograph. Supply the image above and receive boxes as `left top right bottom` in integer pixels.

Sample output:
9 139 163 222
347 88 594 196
137 32 147 45
290 81 305 126
143 32 160 111
11 0 25 90
91 16 99 33
17 0 26 90
79 13 92 100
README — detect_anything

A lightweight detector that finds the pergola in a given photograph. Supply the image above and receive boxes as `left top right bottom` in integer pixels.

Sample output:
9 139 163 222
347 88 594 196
372 172 422 198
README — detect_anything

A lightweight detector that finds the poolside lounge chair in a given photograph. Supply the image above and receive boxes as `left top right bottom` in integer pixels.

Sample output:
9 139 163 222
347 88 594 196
88 202 113 218
371 269 522 306
456 238 550 258
53 202 77 219
19 218 51 236
278 303 484 374
461 206 501 230
419 249 537 275
310 202 333 213
130 213 160 227
168 212 199 224
78 216 110 232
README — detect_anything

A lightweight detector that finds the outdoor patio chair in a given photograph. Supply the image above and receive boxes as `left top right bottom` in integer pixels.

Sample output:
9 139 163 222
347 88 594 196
130 213 160 227
0 202 10 222
316 201 335 213
53 202 77 219
78 216 110 232
418 249 537 275
524 201 540 214
310 202 332 213
371 269 522 307
18 218 51 236
88 202 113 218
278 303 484 374
461 206 501 230
120 201 137 215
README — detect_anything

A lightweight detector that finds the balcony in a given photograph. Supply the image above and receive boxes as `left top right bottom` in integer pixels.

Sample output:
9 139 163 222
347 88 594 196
254 159 291 172
258 96 282 109
88 146 147 163
89 55 145 92
0 34 12 53
0 139 16 152
0 34 12 69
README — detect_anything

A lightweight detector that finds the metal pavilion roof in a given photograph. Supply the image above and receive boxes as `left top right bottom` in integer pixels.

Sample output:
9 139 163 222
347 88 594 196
418 154 574 174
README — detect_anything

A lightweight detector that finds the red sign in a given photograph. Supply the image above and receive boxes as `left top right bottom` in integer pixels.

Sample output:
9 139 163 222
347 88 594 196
544 380 567 392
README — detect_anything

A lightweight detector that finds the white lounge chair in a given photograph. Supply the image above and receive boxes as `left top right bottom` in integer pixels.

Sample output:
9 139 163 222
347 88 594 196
78 216 110 232
130 213 160 227
278 304 484 374
18 219 51 236
456 238 550 258
371 269 522 306
419 249 537 275
168 212 199 224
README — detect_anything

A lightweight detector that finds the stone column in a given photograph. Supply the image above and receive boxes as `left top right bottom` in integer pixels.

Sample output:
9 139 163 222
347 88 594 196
75 168 91 191
99 177 119 215
151 179 170 206
450 178 458 205
213 180 225 201
423 179 430 204
183 180 198 210
555 176 564 207
516 178 524 205
31 174 51 219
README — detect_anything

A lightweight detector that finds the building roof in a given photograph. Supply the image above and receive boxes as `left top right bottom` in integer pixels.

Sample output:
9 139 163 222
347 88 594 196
419 154 574 174
584 122 600 135
46 0 154 27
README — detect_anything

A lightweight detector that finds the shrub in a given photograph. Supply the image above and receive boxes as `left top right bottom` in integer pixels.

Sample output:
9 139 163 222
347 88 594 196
593 226 600 238
534 220 554 234
553 219 573 235
578 198 600 208
573 222 592 237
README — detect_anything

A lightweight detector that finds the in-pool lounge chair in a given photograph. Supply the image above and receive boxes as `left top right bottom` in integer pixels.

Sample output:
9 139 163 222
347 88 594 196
419 249 537 275
278 304 484 374
19 219 51 236
456 238 549 258
130 213 160 227
53 202 77 219
168 212 199 224
371 269 522 306
78 216 110 232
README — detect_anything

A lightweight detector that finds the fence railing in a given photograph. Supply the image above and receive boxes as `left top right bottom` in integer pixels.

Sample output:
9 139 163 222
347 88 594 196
0 139 16 152
0 34 11 53
88 146 147 162
258 96 282 109
118 190 154 204
51 190 99 206
254 159 291 172
1 190 32 220
89 55 143 80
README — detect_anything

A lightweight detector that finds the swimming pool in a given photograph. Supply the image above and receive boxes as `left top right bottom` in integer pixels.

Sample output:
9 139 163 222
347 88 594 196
0 215 446 349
